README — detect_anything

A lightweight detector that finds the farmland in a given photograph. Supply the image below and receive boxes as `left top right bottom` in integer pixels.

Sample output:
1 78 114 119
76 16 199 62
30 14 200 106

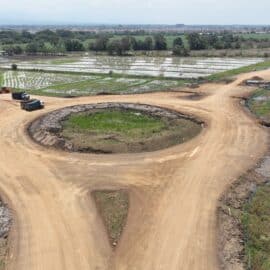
0 55 263 79
2 70 183 96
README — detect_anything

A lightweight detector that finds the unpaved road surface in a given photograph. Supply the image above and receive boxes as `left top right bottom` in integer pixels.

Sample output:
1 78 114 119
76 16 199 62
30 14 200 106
0 70 270 270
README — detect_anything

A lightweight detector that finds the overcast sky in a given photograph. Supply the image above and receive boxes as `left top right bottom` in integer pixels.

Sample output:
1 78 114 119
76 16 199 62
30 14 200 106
0 0 269 25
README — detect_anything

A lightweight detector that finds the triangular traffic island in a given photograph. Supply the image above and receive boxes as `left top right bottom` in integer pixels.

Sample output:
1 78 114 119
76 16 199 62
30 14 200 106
92 190 129 248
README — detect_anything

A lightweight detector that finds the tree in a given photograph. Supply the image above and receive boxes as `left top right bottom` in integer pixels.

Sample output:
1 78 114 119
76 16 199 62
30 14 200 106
144 37 153 50
107 40 123 55
55 41 67 54
21 31 33 43
187 33 207 50
120 36 131 52
25 42 39 54
34 30 60 46
89 35 109 51
172 45 190 56
3 45 23 55
154 34 167 50
106 37 131 55
13 45 23 54
173 37 183 47
65 39 85 51
11 64 18 70
213 40 224 50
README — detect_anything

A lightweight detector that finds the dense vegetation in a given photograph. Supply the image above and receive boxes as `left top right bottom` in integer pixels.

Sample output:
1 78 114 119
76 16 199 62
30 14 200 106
243 185 270 270
1 29 270 56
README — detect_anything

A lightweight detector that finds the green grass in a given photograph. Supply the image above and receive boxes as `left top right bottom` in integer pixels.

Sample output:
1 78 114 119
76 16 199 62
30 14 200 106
248 89 270 119
61 107 201 153
242 185 270 270
237 33 270 41
63 110 167 138
93 190 129 247
0 72 3 86
207 60 270 82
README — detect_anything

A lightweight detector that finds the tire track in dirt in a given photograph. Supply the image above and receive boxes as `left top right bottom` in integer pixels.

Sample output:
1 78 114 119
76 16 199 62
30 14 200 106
0 69 269 270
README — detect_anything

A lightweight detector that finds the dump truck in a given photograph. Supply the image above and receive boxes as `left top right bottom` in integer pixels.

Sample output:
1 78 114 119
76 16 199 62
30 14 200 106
12 91 30 101
21 99 44 111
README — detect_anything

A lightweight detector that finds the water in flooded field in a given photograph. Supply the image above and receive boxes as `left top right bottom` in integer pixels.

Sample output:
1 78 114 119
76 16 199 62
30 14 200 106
0 56 263 79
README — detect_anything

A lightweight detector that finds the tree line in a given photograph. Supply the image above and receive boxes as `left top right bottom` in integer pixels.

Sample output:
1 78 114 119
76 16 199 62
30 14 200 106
1 30 189 56
1 29 270 56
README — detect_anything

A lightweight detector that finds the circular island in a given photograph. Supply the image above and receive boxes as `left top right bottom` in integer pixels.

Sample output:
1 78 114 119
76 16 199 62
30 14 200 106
28 103 203 154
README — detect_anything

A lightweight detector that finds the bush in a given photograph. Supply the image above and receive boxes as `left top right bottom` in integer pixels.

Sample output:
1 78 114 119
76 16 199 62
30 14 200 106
172 45 190 56
11 64 18 70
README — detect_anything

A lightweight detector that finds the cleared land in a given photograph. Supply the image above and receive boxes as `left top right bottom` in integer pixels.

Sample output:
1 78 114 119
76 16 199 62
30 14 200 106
0 69 270 270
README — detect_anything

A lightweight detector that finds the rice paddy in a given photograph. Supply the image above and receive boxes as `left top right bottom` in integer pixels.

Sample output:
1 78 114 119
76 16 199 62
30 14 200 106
0 55 263 79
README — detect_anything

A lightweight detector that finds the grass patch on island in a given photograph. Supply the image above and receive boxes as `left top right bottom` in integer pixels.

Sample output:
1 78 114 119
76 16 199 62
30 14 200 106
64 110 166 138
242 185 270 270
93 190 129 248
61 108 202 153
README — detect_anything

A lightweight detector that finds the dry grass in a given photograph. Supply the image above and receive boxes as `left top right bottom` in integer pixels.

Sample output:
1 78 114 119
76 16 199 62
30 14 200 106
92 190 129 248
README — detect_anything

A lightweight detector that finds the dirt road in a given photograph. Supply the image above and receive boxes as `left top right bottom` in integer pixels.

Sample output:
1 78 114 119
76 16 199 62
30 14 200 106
0 70 269 270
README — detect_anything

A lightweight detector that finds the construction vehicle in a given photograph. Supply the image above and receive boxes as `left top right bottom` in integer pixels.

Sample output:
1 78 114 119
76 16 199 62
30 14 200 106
12 91 30 101
0 87 12 94
21 99 44 111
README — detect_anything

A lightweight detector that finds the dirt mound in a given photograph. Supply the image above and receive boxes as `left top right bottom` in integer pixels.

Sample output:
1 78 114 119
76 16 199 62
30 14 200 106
250 76 264 81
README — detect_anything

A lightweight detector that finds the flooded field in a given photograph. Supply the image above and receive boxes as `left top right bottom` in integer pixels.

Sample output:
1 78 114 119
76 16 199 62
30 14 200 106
2 71 182 96
0 56 263 79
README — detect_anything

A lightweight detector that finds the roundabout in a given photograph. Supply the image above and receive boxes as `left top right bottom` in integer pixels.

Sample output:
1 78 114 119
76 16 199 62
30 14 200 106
28 103 203 153
0 70 269 270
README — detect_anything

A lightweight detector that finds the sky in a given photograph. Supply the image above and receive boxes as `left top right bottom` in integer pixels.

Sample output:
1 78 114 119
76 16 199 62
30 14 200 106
0 0 269 25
